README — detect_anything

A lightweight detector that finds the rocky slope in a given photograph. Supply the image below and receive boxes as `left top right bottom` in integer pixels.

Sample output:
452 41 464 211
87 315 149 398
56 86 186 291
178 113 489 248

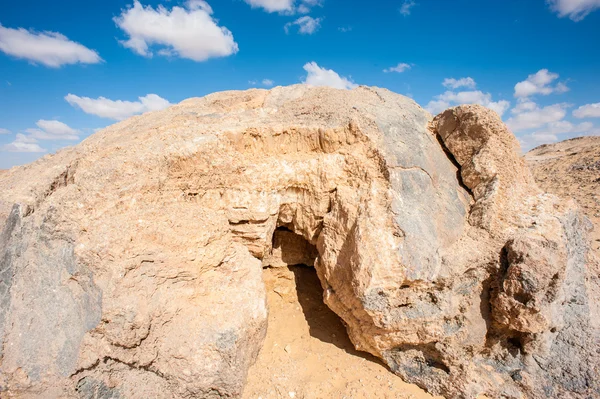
526 136 600 254
0 86 598 399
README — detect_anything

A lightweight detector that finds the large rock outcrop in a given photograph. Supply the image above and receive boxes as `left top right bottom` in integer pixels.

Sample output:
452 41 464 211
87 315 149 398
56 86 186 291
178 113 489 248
0 86 597 398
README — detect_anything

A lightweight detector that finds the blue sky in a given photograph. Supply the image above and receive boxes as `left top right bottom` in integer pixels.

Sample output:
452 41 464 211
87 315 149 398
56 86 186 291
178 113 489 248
1 0 600 168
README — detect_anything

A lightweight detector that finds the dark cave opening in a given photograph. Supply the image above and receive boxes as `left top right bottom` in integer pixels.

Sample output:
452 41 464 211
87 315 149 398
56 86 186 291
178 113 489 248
263 227 379 362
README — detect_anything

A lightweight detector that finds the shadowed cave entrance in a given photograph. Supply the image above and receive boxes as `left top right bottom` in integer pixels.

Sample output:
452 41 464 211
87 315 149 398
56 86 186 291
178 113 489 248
242 227 416 398
261 227 379 360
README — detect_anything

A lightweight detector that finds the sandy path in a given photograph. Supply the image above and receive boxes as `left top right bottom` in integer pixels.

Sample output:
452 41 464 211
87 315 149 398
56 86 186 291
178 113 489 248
243 266 442 399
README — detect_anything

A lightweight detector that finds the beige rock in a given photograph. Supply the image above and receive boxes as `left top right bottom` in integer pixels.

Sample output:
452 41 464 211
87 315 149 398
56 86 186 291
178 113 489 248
0 87 597 399
526 136 600 254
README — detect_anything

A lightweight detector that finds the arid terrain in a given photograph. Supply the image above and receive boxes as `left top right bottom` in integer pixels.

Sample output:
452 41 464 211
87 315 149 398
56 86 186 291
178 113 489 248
526 136 600 254
243 266 442 399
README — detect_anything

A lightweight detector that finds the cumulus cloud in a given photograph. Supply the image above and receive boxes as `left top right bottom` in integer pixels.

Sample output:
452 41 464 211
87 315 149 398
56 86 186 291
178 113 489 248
302 62 358 90
399 0 417 16
0 128 10 134
0 120 79 154
511 100 539 114
514 69 569 98
65 93 171 120
243 0 321 14
508 98 597 150
426 90 510 117
547 0 600 21
573 103 600 118
285 16 322 34
442 77 476 90
383 63 411 73
297 0 323 14
24 120 80 140
505 102 569 132
114 1 238 62
1 134 46 153
244 0 295 12
537 120 593 135
519 120 595 150
0 24 101 68
249 79 275 87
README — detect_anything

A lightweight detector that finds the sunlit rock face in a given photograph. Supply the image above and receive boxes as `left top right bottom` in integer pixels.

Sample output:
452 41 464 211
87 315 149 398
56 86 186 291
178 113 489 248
0 86 597 399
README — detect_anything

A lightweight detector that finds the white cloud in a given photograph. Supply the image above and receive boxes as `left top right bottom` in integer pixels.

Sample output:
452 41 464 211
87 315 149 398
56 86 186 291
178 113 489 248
249 79 275 87
534 120 593 135
519 120 595 150
65 93 171 120
514 69 569 98
519 133 561 150
0 128 10 134
426 90 510 116
114 1 238 62
506 102 569 132
244 0 295 12
511 100 538 114
573 103 600 118
243 0 321 14
383 63 411 73
338 26 352 33
509 98 597 150
1 134 46 153
302 62 358 90
36 120 79 136
285 16 322 34
442 77 476 90
297 0 323 14
399 0 417 16
0 24 101 68
0 120 80 154
547 0 600 21
24 120 80 140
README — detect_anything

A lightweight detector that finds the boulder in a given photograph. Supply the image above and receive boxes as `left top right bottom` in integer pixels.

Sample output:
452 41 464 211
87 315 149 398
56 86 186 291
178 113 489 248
0 86 597 398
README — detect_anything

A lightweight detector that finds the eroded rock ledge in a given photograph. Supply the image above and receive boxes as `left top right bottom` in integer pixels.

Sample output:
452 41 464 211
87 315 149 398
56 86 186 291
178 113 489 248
0 86 597 398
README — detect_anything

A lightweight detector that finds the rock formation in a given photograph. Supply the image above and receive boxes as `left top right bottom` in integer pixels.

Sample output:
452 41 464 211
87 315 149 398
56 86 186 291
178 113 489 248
0 86 598 398
526 136 600 254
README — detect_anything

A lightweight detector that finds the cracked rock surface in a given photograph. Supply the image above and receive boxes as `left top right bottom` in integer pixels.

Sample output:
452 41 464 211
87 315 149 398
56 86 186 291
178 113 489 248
0 86 598 398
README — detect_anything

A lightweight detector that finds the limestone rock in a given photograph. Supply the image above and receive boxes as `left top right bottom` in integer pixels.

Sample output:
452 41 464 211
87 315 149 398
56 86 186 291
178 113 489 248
0 86 597 399
526 136 600 254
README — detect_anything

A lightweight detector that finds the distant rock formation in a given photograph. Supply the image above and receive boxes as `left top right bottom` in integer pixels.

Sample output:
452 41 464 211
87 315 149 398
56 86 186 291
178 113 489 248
526 136 600 255
0 86 597 398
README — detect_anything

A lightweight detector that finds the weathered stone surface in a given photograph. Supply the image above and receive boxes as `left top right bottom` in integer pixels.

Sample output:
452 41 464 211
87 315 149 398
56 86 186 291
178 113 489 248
526 136 600 254
427 106 599 398
0 87 597 399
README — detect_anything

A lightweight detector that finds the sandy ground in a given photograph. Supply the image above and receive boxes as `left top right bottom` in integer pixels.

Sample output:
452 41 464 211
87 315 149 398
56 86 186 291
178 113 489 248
243 266 442 399
526 136 600 254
